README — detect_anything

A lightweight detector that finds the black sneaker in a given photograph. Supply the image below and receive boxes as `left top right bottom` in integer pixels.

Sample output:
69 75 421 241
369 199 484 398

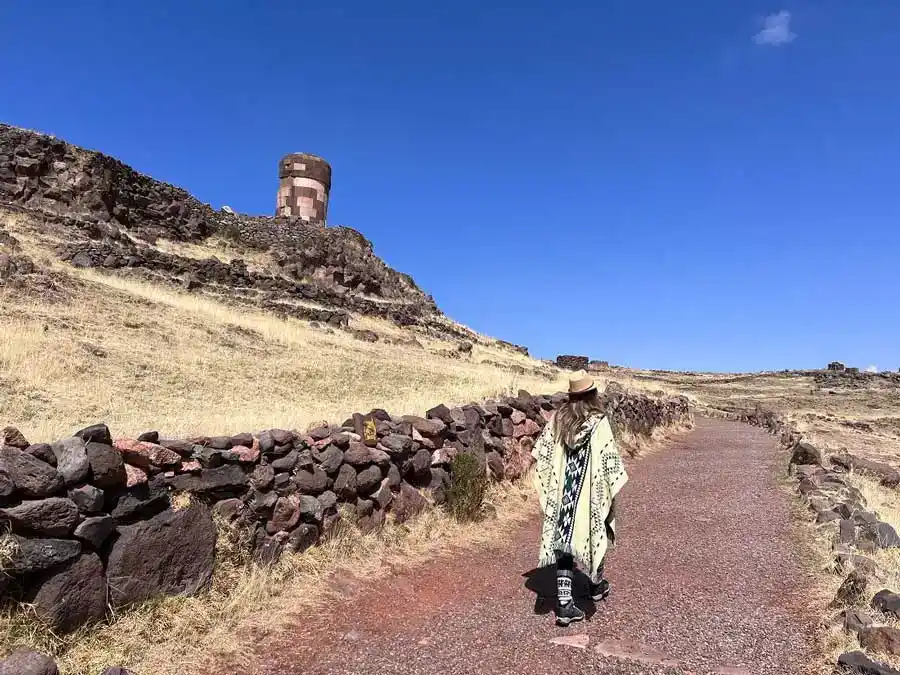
555 601 585 627
591 579 610 602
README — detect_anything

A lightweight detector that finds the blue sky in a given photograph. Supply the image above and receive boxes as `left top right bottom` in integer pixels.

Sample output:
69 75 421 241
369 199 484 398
2 1 898 372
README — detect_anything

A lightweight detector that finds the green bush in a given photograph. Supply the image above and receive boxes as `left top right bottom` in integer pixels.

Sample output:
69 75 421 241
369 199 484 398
446 452 489 523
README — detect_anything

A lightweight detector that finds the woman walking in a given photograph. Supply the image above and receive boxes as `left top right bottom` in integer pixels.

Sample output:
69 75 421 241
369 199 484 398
532 371 629 626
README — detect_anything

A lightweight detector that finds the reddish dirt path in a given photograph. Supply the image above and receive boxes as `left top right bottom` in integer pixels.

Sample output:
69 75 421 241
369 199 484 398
222 419 818 675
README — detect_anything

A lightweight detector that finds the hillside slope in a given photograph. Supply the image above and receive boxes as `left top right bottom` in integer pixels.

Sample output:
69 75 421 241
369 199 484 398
0 125 552 441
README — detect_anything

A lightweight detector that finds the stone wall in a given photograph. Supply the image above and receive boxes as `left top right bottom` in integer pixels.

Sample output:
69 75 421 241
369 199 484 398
556 355 589 371
0 387 690 640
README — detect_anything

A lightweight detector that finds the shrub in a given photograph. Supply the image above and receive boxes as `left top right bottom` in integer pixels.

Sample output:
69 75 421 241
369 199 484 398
446 452 489 523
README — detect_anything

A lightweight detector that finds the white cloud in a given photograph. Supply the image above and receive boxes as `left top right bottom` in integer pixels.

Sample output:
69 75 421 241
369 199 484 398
865 365 879 373
754 11 796 46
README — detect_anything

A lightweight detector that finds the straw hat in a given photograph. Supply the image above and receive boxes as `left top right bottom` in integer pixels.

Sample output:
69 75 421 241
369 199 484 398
568 370 597 395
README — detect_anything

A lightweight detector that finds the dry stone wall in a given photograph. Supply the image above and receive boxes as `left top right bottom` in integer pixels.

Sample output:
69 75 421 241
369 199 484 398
556 355 589 371
0 387 690 642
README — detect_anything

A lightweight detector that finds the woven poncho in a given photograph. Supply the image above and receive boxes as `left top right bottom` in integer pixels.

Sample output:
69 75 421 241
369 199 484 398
532 413 628 583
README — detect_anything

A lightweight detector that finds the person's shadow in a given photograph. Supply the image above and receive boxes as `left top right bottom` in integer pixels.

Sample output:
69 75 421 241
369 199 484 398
522 566 598 620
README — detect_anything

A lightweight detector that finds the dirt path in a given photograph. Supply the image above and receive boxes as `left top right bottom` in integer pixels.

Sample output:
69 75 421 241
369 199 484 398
224 419 819 675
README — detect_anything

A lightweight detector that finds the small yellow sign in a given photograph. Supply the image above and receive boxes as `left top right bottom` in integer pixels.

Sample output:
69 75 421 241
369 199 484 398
363 418 377 445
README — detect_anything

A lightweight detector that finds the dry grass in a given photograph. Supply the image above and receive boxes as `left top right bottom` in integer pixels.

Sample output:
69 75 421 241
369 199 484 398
3 478 538 675
1 206 577 442
806 472 900 671
625 369 900 465
0 530 17 575
0 267 571 442
783 490 846 675
152 236 275 273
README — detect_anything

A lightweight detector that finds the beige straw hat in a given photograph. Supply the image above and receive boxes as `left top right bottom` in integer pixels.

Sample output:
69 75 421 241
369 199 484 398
568 370 597 395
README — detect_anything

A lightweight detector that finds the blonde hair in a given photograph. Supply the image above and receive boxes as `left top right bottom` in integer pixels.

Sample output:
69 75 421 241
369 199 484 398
552 389 605 448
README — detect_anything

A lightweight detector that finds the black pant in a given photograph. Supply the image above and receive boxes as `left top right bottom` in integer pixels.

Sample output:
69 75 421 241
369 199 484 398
556 552 574 572
556 552 604 581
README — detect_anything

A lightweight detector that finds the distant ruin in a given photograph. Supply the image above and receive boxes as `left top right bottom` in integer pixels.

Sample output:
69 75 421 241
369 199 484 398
556 355 589 371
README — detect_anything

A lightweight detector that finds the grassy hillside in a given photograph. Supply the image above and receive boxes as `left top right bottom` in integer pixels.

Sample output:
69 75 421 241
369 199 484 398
1 208 569 442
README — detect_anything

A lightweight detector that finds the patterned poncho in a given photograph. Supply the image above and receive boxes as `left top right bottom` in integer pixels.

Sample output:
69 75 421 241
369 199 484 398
532 413 628 583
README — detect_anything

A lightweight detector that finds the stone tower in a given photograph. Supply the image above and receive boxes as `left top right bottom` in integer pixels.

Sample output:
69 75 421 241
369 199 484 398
276 153 332 223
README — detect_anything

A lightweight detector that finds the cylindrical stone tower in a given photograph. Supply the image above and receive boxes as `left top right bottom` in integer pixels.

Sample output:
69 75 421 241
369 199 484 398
276 153 332 223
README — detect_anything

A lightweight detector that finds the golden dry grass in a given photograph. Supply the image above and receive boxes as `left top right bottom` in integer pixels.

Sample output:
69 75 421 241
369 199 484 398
783 492 845 675
811 472 900 670
0 207 691 447
624 369 900 465
0 207 579 442
152 236 275 273
0 267 570 442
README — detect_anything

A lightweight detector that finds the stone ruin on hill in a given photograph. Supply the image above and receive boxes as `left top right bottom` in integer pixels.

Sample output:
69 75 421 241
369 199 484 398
276 152 331 223
815 363 900 388
0 124 526 350
0 388 691 638
554 355 611 371
556 355 589 371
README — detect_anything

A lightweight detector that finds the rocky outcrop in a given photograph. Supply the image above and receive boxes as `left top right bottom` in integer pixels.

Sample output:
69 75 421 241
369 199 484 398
0 386 691 635
814 366 900 388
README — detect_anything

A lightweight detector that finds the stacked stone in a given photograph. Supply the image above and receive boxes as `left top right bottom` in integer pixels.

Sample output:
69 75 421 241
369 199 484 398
0 423 218 636
0 125 214 242
556 355 589 371
0 387 691 637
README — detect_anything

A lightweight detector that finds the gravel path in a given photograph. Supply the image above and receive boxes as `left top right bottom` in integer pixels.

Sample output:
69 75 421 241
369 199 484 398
229 419 818 675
